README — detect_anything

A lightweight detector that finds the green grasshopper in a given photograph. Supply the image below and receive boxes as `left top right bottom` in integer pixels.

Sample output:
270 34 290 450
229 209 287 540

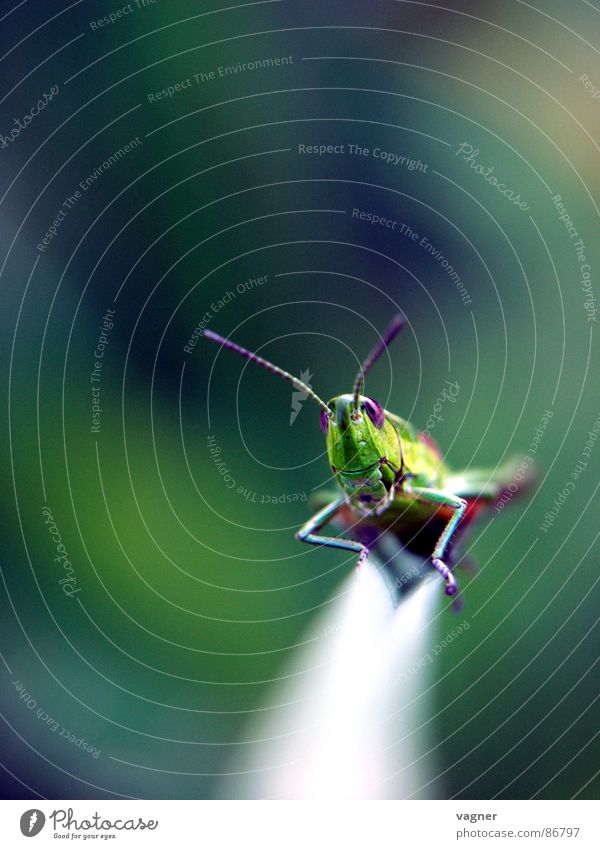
205 315 522 600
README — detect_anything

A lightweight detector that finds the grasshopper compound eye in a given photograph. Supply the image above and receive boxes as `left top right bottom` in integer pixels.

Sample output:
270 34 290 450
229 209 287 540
319 409 330 433
363 398 385 429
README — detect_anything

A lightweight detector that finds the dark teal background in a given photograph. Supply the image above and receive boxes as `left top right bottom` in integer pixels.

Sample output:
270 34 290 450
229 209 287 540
0 0 599 799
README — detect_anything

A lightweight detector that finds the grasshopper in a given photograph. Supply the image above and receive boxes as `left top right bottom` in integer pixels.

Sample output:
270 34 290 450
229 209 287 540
205 315 523 600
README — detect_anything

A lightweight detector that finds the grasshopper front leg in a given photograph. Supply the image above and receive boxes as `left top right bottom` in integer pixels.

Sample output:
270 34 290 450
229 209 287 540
408 486 467 596
296 497 369 568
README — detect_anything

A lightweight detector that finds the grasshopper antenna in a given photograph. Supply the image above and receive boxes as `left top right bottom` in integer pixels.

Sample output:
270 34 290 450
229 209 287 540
352 313 406 414
204 329 333 417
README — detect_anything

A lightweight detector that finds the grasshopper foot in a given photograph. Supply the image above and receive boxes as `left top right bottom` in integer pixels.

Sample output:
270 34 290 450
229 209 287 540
432 557 458 596
356 547 369 569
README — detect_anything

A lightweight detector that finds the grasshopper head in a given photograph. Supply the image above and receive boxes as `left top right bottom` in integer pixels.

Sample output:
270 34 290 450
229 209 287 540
320 394 388 472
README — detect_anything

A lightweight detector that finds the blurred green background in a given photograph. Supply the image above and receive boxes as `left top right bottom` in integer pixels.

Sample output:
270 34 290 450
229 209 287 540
0 0 599 799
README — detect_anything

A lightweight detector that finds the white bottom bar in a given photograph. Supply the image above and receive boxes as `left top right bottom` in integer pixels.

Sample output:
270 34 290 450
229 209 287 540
1 800 598 848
